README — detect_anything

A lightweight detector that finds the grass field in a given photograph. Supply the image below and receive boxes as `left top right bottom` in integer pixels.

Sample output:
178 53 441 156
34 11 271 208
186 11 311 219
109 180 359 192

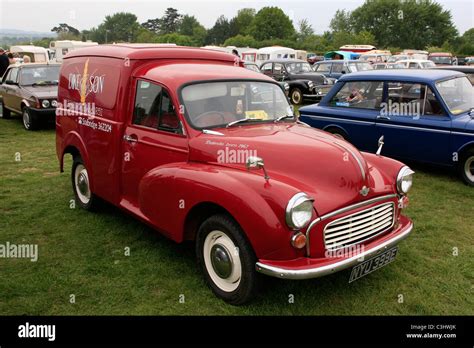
0 113 473 315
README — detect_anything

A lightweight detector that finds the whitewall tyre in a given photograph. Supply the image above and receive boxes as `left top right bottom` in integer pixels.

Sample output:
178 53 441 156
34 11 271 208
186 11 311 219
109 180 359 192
72 157 97 210
196 214 259 305
460 151 474 186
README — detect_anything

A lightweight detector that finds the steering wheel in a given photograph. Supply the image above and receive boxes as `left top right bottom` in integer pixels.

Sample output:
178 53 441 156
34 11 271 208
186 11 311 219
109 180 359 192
194 111 227 127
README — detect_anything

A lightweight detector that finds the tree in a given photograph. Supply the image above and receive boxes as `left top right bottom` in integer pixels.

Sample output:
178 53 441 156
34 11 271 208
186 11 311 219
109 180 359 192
51 23 80 36
141 18 161 34
206 15 232 45
179 15 207 46
349 0 458 49
250 7 295 41
297 19 314 41
329 10 352 33
160 8 182 34
91 12 141 43
224 35 257 48
230 8 256 36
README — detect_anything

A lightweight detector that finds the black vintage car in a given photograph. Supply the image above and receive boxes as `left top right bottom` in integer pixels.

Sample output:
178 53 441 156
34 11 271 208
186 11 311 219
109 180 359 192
259 59 334 105
0 63 60 130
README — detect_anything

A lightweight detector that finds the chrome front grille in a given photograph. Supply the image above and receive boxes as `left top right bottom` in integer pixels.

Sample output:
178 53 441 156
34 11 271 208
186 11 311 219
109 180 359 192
324 202 395 250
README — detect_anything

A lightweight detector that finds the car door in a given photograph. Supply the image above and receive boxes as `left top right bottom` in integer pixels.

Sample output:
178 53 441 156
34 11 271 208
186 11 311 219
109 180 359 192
121 79 188 210
2 67 21 112
375 81 451 164
260 62 273 78
318 80 384 152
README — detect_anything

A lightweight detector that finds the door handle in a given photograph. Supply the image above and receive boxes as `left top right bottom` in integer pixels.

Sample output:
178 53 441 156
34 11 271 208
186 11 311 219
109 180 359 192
123 134 138 143
376 114 391 120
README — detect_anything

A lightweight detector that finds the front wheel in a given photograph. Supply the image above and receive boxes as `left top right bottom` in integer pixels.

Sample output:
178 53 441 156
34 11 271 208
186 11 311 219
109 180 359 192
460 150 474 186
22 107 38 131
196 214 259 305
290 88 303 105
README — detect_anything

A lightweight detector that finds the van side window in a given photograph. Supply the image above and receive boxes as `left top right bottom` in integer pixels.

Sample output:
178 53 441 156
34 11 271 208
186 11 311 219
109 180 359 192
133 80 181 134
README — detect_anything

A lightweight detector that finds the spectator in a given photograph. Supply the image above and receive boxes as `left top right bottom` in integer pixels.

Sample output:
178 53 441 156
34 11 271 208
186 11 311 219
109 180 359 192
23 55 31 63
232 49 240 58
0 47 9 77
7 53 15 65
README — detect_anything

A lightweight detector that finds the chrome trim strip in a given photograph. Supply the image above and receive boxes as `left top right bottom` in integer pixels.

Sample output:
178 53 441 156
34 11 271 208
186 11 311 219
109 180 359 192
334 141 366 180
303 114 374 125
305 194 397 255
202 129 224 136
452 131 474 136
256 220 413 280
377 122 451 134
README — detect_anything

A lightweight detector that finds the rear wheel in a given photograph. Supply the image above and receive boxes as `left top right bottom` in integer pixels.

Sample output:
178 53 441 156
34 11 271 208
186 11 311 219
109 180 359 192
460 150 474 186
196 214 259 305
290 88 303 105
0 100 11 119
72 156 98 210
22 107 38 131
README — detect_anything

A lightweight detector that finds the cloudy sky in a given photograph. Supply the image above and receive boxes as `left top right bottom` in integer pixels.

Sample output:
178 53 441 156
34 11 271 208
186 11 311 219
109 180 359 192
0 0 472 34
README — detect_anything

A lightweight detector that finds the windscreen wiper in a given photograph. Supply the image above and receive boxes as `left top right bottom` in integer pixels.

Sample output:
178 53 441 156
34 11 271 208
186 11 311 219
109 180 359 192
226 118 265 128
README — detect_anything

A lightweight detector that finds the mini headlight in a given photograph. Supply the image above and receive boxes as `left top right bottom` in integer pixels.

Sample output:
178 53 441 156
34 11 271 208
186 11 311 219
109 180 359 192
51 100 58 107
41 100 50 108
286 192 314 230
397 166 415 194
307 81 314 88
284 82 290 91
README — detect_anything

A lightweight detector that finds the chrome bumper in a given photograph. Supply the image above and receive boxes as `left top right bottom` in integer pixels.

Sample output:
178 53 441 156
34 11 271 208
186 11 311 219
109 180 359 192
255 220 413 280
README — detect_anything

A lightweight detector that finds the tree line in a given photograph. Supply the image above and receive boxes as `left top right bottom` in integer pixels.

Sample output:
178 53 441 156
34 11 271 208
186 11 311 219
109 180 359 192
31 1 474 55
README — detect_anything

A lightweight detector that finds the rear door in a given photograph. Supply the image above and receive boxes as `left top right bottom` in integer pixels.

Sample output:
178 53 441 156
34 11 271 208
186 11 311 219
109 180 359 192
121 79 188 209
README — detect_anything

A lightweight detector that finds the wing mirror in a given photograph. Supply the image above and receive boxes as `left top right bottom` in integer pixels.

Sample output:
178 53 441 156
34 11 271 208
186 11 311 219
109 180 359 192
5 80 17 85
246 156 270 180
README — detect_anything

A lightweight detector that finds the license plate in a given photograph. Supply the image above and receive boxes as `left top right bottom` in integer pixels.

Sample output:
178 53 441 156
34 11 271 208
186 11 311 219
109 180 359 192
349 247 398 283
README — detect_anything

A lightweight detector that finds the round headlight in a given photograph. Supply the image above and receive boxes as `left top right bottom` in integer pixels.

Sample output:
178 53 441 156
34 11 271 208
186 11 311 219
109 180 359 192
51 100 57 107
397 166 415 194
307 81 314 88
41 100 50 108
284 82 290 91
286 193 314 230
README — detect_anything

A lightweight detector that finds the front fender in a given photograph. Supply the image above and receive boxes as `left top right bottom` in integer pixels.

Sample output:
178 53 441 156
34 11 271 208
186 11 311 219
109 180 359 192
138 162 306 260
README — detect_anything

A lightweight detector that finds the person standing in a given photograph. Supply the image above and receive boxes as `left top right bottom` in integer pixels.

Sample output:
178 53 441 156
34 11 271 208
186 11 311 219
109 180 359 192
0 47 10 78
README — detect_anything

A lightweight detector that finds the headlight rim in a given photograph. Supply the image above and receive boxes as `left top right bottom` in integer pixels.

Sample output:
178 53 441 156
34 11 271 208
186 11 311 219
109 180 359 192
396 166 415 195
285 192 314 230
41 99 50 108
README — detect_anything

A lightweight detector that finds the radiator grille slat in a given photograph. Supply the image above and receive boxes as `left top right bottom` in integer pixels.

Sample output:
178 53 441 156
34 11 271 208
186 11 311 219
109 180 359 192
324 202 395 250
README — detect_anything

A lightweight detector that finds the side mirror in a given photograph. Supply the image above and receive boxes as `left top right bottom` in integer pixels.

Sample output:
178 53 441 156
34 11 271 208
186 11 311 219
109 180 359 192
5 80 17 85
341 70 346 74
246 156 270 180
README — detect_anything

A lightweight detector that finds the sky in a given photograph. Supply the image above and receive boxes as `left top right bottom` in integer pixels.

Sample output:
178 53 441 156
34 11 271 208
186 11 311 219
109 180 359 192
0 0 473 35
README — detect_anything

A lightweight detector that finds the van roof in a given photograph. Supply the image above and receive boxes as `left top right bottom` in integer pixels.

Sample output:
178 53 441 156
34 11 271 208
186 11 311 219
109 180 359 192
65 43 238 62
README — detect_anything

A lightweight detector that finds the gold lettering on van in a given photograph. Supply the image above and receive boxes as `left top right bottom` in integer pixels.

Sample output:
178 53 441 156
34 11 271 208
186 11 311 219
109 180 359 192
80 59 89 104
68 59 106 104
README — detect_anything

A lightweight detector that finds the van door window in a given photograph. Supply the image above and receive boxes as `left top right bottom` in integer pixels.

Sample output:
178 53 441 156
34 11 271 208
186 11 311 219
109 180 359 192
133 80 181 134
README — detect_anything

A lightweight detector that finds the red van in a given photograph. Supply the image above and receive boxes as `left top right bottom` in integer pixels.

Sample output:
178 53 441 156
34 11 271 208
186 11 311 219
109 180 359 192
56 44 414 304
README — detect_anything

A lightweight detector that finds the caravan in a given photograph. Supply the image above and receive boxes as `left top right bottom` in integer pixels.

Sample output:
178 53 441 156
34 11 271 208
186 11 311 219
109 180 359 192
49 40 98 62
256 46 296 67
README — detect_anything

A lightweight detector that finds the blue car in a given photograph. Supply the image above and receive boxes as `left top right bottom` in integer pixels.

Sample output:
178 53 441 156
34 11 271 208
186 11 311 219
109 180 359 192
299 70 474 185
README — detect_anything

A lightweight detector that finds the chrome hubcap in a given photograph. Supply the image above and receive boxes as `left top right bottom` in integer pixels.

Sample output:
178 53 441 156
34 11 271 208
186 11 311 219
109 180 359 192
465 156 474 182
210 244 233 279
292 91 301 103
23 110 30 128
77 173 89 196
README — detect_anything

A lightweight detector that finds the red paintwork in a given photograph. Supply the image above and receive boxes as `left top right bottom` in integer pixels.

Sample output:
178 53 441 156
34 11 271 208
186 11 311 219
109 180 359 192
56 44 412 268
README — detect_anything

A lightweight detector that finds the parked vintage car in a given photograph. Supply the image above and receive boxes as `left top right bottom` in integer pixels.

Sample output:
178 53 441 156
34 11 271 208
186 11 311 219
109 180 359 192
299 70 474 185
56 44 414 304
397 59 436 69
243 62 289 96
307 53 324 64
373 62 406 70
428 52 455 66
313 60 373 79
260 59 334 105
0 63 60 130
432 65 474 85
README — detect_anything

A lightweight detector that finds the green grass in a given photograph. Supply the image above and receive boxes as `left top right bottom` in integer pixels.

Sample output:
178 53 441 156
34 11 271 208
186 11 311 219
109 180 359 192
0 115 473 315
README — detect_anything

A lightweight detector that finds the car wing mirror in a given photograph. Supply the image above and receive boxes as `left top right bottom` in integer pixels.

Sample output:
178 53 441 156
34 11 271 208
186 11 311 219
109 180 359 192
5 80 17 85
246 156 270 180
